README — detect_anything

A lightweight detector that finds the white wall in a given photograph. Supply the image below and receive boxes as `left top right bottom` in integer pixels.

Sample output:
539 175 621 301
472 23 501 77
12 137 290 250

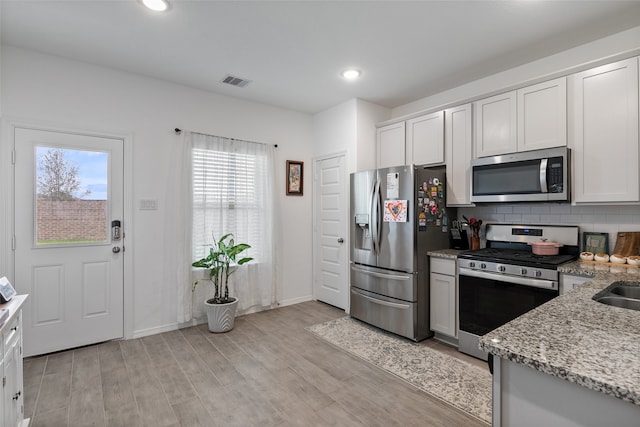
392 25 640 119
1 46 315 337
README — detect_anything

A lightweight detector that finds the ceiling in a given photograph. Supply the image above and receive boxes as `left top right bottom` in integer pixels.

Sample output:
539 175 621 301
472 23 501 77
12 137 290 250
3 1 640 114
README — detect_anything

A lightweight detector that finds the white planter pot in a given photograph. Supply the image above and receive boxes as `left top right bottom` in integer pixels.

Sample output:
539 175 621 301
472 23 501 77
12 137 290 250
204 297 238 333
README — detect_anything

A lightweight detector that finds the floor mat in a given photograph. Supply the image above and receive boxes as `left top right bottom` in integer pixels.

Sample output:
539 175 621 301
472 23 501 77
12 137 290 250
306 316 491 424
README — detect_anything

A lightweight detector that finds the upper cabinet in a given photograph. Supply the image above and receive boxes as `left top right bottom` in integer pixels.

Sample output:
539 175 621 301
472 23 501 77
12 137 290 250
474 91 517 157
445 103 474 206
517 78 567 152
406 111 445 166
376 122 405 169
569 57 639 204
474 77 567 157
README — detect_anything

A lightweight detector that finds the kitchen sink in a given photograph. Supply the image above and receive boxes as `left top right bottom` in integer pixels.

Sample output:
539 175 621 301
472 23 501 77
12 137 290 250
593 281 640 312
595 296 640 311
609 284 640 299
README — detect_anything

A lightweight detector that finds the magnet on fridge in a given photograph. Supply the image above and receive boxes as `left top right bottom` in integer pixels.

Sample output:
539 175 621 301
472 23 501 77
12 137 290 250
428 178 433 185
436 219 441 227
433 177 439 186
418 198 423 206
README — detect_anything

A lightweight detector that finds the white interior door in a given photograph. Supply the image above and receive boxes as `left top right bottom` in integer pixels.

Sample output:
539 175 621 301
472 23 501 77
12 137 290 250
313 155 348 310
14 128 124 356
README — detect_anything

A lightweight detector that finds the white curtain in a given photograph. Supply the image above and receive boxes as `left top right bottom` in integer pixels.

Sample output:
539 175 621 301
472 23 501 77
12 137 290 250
179 131 277 321
165 132 193 324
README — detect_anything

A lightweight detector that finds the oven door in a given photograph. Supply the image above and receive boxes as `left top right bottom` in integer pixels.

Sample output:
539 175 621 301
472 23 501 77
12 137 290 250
458 267 558 360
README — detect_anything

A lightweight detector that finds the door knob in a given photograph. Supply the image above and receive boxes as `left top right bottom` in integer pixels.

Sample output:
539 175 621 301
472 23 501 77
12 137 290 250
337 238 344 243
112 246 121 253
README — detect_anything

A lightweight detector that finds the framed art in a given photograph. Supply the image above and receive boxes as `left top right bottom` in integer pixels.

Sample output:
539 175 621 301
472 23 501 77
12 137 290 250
286 160 303 196
583 232 609 254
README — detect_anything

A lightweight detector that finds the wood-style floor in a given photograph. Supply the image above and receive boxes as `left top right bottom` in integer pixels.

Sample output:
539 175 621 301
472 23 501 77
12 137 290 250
23 301 488 427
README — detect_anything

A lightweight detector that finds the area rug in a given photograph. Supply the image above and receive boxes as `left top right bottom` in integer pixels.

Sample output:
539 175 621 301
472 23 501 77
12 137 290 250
306 317 492 424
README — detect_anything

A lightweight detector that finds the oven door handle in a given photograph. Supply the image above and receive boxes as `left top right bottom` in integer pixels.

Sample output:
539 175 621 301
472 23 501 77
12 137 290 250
459 268 558 290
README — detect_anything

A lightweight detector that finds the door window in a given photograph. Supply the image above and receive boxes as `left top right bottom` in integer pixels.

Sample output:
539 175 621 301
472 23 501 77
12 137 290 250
35 146 109 246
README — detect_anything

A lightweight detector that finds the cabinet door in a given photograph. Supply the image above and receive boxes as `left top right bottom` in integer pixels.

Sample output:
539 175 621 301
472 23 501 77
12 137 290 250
474 91 517 157
3 342 21 427
570 58 639 203
377 122 406 169
445 103 474 206
560 274 591 295
430 272 456 337
406 111 444 166
517 77 567 152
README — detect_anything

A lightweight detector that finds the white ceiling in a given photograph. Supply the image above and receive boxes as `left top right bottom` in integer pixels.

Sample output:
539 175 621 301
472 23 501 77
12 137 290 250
3 1 640 114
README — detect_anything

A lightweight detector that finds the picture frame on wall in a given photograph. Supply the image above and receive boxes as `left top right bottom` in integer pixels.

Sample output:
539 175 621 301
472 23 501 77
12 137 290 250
286 160 303 196
582 232 609 254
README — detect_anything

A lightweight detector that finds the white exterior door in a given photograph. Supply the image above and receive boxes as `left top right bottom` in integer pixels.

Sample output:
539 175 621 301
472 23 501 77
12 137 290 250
14 128 124 356
313 155 348 310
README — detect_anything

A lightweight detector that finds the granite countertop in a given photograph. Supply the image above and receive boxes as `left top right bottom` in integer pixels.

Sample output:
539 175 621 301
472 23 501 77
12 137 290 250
426 248 465 259
480 266 640 405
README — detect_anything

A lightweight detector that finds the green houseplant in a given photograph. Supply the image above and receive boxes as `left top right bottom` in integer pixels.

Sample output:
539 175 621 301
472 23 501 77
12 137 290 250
192 233 253 332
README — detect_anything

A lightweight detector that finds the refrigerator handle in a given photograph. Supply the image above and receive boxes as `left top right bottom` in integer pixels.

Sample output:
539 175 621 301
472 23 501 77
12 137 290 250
370 181 377 254
371 181 382 254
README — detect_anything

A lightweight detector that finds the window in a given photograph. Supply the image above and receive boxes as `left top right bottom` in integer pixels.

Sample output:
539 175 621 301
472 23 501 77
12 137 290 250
191 135 273 264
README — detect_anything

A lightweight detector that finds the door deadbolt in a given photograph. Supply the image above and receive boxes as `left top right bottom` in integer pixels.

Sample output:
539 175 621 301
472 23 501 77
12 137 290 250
112 246 121 253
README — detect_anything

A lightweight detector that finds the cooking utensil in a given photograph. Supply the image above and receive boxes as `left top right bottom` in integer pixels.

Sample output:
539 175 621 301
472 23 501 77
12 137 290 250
528 239 563 255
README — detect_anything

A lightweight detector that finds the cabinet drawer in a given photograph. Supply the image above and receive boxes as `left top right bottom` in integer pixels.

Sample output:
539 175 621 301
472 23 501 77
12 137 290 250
430 257 456 276
3 313 20 354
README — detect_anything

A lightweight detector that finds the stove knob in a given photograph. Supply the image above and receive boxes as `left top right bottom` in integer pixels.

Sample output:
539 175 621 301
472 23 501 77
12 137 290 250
498 265 506 272
480 263 487 269
535 270 542 278
520 268 528 275
469 262 476 268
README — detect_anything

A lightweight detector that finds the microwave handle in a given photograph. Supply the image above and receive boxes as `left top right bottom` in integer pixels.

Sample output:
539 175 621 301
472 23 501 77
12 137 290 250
539 158 548 193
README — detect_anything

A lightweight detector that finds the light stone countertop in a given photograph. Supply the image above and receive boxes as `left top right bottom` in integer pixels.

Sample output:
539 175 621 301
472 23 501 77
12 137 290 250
426 249 465 260
480 266 640 405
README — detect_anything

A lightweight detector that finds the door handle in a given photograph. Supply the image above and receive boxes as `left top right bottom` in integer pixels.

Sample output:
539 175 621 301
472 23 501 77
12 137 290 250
337 238 344 243
112 247 121 254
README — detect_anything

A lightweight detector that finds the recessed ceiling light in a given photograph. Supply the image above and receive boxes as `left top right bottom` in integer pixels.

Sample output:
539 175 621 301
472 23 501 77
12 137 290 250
142 0 170 12
341 69 362 80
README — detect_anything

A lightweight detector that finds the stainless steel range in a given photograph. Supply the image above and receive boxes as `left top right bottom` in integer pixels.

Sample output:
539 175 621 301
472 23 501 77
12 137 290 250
457 224 579 360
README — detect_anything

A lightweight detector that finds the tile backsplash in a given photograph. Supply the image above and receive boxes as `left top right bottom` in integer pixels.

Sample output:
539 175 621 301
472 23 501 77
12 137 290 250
458 203 640 252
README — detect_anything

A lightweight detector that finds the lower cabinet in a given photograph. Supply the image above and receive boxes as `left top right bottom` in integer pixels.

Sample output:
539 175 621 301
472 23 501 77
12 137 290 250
1 296 27 427
560 273 591 295
429 257 457 338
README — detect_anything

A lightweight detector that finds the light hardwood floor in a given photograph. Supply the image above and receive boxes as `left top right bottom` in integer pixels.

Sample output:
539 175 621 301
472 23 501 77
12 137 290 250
23 301 488 427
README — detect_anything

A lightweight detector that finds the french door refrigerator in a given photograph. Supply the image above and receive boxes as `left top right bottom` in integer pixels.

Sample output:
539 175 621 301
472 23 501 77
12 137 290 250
350 164 454 341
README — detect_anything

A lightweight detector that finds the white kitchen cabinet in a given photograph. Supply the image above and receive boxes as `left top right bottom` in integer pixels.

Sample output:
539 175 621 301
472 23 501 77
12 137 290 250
474 91 517 157
560 273 591 295
376 122 405 169
569 57 639 204
429 257 457 338
406 111 444 166
474 77 567 157
517 77 567 152
1 296 27 427
445 103 474 206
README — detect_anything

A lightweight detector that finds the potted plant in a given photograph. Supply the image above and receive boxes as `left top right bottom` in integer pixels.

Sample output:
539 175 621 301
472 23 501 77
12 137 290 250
192 233 253 333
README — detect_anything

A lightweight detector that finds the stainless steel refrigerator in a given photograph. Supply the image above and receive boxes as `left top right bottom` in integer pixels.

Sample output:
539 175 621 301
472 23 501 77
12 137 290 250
350 164 455 341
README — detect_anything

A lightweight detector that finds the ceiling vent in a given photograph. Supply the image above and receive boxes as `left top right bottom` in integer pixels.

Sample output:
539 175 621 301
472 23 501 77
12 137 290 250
222 75 251 88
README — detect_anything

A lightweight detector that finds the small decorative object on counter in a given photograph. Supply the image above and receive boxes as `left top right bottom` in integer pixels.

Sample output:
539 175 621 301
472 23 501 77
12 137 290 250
465 216 482 250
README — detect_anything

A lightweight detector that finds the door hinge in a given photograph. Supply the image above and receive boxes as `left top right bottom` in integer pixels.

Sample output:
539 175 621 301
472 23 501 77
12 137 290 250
11 149 16 165
2 376 6 387
12 235 16 251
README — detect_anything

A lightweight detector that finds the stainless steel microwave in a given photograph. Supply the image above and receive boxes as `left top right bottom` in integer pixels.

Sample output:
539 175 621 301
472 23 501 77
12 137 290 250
471 147 569 203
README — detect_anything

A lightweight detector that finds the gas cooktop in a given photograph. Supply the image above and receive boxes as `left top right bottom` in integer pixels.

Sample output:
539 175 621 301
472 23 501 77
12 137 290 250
458 248 577 269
